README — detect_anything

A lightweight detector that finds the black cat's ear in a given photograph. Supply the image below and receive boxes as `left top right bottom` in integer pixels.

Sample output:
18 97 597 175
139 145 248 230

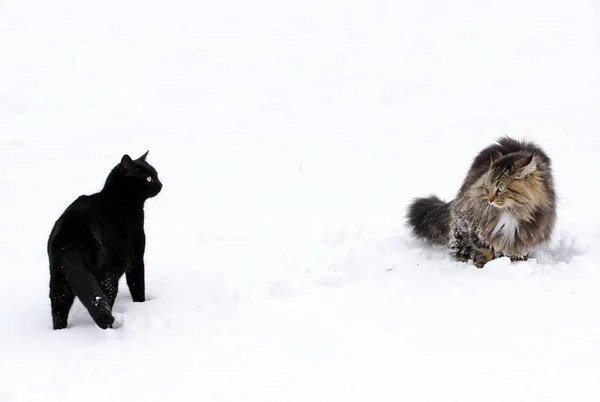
121 154 135 169
514 154 537 179
137 151 149 161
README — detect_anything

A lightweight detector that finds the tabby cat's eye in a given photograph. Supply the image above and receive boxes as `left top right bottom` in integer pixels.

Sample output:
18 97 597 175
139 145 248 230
498 185 505 192
146 176 152 182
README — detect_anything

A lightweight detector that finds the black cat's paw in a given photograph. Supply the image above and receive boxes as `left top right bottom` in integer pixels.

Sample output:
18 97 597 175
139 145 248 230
93 313 115 329
52 318 68 330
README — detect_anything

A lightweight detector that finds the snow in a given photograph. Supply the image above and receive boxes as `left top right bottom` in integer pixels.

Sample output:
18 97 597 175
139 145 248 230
1 0 600 400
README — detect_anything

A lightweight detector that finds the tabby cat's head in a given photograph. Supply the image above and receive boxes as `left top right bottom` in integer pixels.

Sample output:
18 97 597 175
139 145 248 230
105 151 163 199
483 151 546 210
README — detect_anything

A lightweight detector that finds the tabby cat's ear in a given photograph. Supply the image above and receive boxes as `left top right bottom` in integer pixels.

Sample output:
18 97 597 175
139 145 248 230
514 154 537 179
489 151 503 166
137 151 149 161
121 154 135 169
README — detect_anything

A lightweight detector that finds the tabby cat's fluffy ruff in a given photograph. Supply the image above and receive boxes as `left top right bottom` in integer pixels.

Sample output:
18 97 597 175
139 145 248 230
407 137 556 268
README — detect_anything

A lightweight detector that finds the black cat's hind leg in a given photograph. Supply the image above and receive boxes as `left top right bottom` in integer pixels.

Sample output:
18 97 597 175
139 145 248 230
59 248 114 329
49 262 75 330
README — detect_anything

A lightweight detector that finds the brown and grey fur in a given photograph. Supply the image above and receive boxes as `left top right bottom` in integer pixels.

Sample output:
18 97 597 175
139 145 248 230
407 137 556 268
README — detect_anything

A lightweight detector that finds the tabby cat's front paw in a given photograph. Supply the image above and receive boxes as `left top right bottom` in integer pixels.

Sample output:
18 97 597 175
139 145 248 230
473 248 495 268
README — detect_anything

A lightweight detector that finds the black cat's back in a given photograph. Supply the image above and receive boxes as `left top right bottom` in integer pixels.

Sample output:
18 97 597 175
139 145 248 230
48 193 135 275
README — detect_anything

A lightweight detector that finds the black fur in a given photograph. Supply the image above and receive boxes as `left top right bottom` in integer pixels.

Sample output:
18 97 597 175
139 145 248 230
47 152 162 330
406 195 452 246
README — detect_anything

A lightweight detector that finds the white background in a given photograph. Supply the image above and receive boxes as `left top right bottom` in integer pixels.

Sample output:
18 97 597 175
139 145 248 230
1 0 599 400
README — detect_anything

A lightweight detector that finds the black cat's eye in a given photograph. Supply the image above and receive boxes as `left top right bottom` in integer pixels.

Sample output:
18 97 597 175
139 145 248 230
146 176 152 182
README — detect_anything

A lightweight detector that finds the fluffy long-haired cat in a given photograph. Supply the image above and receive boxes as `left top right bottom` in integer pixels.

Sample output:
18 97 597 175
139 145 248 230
47 152 162 329
407 137 556 268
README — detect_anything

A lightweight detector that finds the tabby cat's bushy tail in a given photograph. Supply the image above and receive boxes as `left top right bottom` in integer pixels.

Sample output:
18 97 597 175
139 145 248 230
406 195 452 246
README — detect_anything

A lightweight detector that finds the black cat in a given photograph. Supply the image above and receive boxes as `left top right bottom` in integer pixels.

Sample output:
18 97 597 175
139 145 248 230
47 151 162 329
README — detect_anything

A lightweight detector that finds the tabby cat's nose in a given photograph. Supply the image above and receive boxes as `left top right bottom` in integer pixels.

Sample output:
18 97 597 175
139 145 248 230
488 195 495 203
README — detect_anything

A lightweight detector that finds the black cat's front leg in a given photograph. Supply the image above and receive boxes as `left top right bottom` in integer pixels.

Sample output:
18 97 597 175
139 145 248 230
127 234 146 302
126 261 145 302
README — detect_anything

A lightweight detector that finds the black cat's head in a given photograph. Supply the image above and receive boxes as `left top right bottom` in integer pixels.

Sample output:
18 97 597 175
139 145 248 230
121 151 163 198
105 151 163 199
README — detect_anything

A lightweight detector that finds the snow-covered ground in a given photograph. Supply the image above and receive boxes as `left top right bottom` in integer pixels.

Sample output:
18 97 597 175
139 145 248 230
1 0 600 400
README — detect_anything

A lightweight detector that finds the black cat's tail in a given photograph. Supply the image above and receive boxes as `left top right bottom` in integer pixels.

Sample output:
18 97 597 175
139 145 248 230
59 248 114 329
406 195 452 246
